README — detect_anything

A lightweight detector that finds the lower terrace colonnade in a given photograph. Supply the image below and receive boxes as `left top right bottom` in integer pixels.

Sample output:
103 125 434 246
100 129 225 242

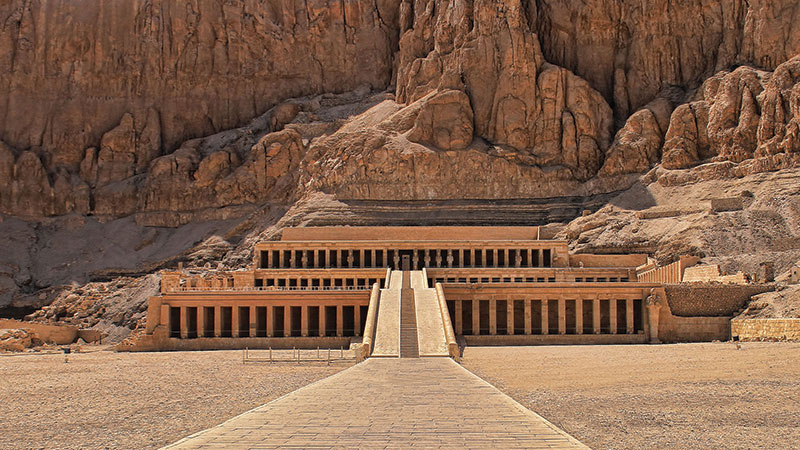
442 293 645 337
167 303 369 339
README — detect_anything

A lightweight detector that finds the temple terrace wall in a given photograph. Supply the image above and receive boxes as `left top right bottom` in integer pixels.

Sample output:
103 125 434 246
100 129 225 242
731 319 800 341
663 284 774 317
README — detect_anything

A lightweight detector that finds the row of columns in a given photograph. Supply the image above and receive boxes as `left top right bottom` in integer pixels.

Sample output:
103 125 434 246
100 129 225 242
450 298 641 336
264 248 553 269
257 277 380 289
170 304 364 338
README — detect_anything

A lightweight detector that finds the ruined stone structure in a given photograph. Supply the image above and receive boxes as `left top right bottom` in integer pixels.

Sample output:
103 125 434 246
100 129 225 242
124 227 733 353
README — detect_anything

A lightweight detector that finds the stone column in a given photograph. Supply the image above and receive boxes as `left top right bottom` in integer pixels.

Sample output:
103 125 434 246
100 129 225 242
472 300 480 335
336 250 342 268
266 306 274 337
336 305 344 337
489 299 497 335
424 250 431 268
626 298 635 334
524 300 532 334
347 250 354 268
458 249 464 268
301 306 309 337
507 301 514 335
354 306 361 337
412 252 419 270
455 300 463 335
541 300 549 335
247 305 255 337
435 251 443 268
371 249 376 268
493 249 499 267
393 251 400 270
232 307 240 338
593 297 601 334
283 306 292 337
290 249 296 269
214 306 221 337
576 299 584 335
383 249 389 267
558 298 567 335
447 250 454 268
197 307 205 337
610 299 618 334
319 305 327 337
646 289 663 343
179 307 188 338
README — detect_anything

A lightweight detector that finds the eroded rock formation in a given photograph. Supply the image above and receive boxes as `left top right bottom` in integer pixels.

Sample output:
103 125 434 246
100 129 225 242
0 0 798 224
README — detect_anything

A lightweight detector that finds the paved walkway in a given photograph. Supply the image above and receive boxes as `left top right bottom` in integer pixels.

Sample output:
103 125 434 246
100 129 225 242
164 358 587 449
372 272 401 357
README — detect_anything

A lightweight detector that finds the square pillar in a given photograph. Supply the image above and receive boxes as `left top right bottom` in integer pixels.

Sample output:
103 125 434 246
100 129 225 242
541 300 549 335
354 305 361 337
455 300 463 335
626 298 635 334
249 305 257 338
290 249 296 269
593 297 601 334
266 250 272 269
493 249 499 267
301 306 309 337
527 249 533 268
507 301 514 335
214 306 221 337
266 306 274 337
160 304 170 328
231 306 240 338
489 299 497 335
576 298 584 335
197 307 205 337
383 249 388 267
558 298 566 335
610 299 618 334
472 300 480 335
524 300 532 335
283 306 292 337
319 305 328 337
336 305 344 337
179 307 188 338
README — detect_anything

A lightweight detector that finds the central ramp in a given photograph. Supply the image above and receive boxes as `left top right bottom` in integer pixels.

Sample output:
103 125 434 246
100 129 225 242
164 359 588 449
372 271 401 357
410 271 449 356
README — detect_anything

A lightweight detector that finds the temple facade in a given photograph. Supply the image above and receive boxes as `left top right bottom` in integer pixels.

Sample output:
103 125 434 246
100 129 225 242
123 227 731 354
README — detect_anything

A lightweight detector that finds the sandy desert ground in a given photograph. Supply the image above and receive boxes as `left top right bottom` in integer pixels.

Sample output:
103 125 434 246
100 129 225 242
0 348 349 449
462 342 800 450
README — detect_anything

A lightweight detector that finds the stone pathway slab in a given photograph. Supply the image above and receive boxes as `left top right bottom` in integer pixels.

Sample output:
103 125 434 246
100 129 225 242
410 271 449 356
164 358 587 449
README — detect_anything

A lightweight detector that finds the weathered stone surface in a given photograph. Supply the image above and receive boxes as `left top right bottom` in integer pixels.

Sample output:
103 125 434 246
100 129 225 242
661 57 800 170
599 98 673 176
407 90 474 150
536 0 800 123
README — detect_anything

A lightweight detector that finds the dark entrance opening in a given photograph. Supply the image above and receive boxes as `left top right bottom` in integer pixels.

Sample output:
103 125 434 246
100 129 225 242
325 306 337 336
290 306 302 336
238 307 250 337
170 307 181 338
461 300 473 335
272 306 284 337
479 300 490 335
401 254 411 271
204 307 215 336
496 300 508 334
256 306 267 337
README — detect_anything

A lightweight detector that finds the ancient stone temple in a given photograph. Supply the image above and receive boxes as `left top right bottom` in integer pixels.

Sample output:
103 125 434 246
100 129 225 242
124 227 731 354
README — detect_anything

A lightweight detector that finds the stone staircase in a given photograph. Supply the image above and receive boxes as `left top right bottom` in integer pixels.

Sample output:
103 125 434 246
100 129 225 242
399 271 420 358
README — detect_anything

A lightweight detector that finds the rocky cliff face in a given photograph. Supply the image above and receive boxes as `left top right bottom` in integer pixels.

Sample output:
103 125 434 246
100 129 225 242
2 0 799 224
2 0 800 316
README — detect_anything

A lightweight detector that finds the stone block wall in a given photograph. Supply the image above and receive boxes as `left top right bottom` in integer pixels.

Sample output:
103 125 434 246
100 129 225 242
664 284 774 317
731 319 800 341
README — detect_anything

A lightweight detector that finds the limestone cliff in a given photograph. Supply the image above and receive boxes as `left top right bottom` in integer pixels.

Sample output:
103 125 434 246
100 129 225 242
1 0 799 222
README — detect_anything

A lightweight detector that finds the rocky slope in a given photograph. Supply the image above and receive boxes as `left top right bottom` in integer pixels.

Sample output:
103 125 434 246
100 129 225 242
1 0 800 332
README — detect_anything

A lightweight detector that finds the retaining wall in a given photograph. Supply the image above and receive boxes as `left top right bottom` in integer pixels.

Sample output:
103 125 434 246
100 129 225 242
663 284 774 317
731 319 800 341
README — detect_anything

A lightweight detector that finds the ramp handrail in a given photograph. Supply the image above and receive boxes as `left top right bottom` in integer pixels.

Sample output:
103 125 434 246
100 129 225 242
360 282 382 360
435 282 459 361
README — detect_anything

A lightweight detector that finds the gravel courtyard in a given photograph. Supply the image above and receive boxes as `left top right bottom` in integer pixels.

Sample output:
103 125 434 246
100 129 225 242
462 342 800 450
0 349 349 449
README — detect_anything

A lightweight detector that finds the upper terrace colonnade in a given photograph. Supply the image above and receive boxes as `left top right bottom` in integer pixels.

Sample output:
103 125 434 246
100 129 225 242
256 226 565 270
